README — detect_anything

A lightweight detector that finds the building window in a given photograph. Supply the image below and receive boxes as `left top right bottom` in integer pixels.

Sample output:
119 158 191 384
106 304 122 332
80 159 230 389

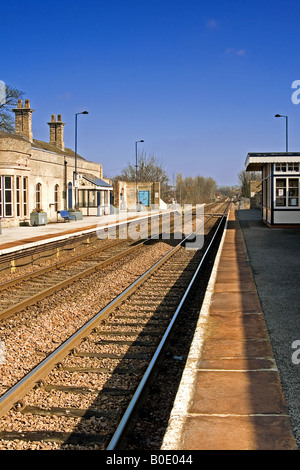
275 163 287 172
288 163 299 172
23 177 28 216
16 176 21 217
4 176 13 217
275 163 299 173
89 190 96 207
275 179 286 206
54 184 59 211
78 189 98 208
78 189 86 208
288 179 299 207
104 191 109 205
275 178 299 207
36 183 42 210
0 176 13 217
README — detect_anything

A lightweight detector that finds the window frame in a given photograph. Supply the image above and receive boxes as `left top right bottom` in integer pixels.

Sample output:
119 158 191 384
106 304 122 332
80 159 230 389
275 162 300 173
3 176 13 217
23 177 28 216
275 177 300 208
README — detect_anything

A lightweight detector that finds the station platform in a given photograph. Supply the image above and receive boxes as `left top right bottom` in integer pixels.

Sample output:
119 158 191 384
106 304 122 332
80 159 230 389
162 208 299 450
0 210 162 255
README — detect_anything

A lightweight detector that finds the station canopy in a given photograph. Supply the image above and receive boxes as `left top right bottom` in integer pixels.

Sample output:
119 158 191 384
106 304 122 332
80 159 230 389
245 152 300 171
81 172 113 189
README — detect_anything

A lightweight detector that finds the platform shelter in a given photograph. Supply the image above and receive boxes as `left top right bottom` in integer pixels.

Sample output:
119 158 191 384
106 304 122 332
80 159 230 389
245 152 300 227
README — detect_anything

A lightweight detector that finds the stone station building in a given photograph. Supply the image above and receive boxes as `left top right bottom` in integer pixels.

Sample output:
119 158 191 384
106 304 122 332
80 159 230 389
0 99 113 227
114 180 160 211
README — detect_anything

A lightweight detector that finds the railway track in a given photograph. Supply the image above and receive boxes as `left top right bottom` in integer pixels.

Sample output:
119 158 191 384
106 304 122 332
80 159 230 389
0 238 147 321
0 202 229 450
0 204 222 321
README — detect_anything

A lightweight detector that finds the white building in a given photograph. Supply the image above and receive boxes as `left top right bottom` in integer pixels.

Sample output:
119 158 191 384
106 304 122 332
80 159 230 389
245 152 300 226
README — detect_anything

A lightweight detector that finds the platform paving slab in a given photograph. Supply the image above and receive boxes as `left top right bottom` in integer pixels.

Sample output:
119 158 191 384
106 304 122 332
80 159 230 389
161 208 298 450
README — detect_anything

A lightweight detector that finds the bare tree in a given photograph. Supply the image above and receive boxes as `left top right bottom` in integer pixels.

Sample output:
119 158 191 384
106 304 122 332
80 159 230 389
0 84 24 132
238 170 251 198
175 173 217 205
113 151 169 199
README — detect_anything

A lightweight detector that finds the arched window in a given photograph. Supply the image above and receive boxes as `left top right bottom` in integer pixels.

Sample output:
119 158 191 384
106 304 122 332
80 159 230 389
36 183 42 210
54 184 59 211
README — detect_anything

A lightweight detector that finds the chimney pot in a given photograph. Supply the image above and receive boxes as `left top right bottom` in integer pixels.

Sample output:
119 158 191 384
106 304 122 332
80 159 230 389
25 99 30 108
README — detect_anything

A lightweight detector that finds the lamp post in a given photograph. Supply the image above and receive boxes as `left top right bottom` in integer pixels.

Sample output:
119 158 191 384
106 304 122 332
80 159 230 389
135 140 144 207
275 114 288 152
74 111 88 209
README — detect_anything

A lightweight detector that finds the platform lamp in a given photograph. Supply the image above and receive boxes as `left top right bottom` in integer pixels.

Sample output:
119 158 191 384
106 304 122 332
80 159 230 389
275 114 288 153
74 111 88 209
135 140 144 207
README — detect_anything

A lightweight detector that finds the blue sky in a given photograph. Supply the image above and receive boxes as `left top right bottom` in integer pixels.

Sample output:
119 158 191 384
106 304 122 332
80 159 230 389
1 0 300 186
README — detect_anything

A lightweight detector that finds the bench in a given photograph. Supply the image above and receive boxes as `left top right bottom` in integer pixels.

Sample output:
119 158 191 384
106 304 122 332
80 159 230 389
59 210 76 222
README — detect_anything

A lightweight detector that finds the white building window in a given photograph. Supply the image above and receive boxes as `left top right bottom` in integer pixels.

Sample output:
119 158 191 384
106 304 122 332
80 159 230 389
23 177 28 216
275 163 299 173
275 178 299 207
16 176 21 217
288 179 299 207
0 176 13 217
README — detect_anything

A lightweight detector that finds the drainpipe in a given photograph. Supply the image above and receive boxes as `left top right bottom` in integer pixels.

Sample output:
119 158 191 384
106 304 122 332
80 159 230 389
64 159 67 210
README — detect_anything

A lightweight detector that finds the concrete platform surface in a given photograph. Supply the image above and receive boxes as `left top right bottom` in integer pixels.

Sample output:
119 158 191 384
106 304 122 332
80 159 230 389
162 209 298 450
0 210 164 255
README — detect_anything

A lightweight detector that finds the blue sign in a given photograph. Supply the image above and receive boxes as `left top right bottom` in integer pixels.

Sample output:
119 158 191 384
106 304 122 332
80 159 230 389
139 190 150 206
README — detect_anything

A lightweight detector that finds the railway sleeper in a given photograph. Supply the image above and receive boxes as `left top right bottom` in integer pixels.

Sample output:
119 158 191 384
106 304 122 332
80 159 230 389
108 317 166 324
59 365 145 374
92 329 162 336
42 384 133 396
0 430 108 445
73 351 149 360
95 339 156 347
17 405 120 419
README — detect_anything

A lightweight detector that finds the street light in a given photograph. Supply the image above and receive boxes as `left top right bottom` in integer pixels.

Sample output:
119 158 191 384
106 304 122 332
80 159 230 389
74 111 88 209
275 114 288 152
135 140 144 207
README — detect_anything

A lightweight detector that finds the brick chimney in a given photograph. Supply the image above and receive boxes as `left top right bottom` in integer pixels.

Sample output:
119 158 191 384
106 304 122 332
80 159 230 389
48 114 65 150
13 99 34 141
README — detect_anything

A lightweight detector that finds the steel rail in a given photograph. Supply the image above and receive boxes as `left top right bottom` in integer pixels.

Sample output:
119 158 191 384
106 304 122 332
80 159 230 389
0 204 228 421
0 238 127 291
0 209 183 290
106 205 229 450
0 239 147 321
0 205 220 320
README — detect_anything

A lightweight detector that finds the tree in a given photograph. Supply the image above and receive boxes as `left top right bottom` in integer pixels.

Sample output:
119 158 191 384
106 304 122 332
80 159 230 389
174 173 217 205
113 151 170 199
0 84 24 132
238 170 251 198
217 186 238 198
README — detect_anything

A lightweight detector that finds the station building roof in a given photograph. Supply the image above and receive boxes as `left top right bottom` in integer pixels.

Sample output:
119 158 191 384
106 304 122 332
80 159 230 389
81 172 113 189
245 152 300 171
